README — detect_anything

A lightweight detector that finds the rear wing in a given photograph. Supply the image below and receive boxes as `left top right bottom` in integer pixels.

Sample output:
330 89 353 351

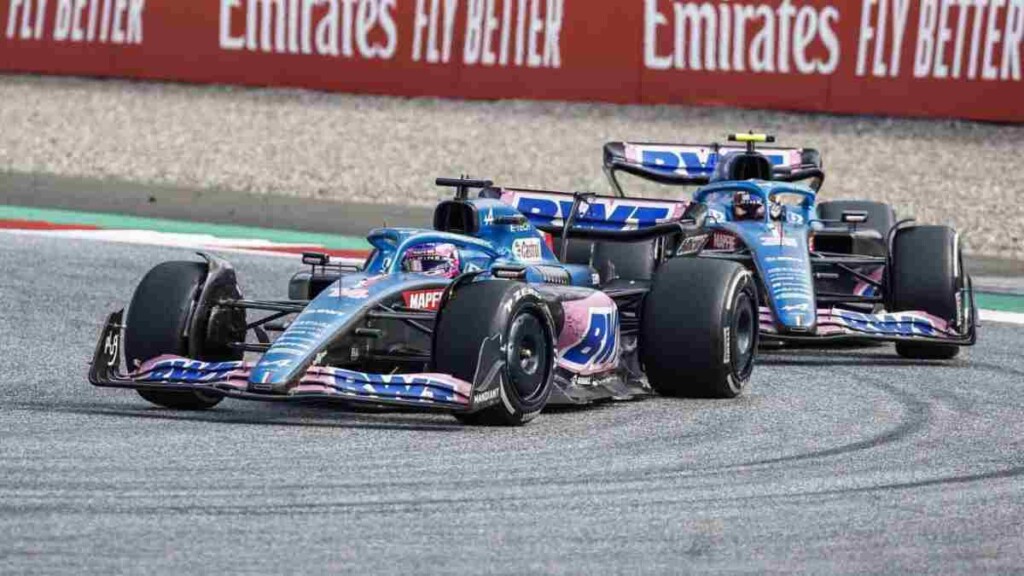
603 141 825 193
433 177 705 255
491 187 703 243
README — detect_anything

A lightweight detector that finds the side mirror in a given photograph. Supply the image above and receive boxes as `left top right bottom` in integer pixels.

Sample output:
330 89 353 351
681 202 708 229
289 269 343 301
302 252 330 266
841 211 869 224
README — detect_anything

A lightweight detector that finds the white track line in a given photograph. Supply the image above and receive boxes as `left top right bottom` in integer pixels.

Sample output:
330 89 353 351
0 228 366 265
979 309 1024 325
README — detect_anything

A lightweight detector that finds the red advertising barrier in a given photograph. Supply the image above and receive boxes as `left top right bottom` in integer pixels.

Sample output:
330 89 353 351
1 0 1021 122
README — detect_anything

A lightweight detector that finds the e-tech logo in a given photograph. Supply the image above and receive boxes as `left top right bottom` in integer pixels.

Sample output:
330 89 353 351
513 193 678 230
562 307 619 370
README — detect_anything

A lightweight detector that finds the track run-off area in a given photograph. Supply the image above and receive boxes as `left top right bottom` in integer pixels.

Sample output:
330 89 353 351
2 222 1024 573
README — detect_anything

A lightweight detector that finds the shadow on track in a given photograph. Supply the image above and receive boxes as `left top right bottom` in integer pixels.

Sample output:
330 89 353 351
6 400 464 432
759 346 972 368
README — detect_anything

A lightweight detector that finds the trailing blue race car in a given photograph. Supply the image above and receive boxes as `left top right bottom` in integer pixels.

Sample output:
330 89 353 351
90 178 759 426
601 133 977 359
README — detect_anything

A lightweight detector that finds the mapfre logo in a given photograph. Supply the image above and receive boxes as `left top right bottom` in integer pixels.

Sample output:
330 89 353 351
402 289 445 311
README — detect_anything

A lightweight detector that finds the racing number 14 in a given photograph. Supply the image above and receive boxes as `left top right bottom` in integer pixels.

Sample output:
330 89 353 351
103 331 120 367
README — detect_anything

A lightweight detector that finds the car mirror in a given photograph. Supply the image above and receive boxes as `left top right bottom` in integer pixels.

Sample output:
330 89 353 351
841 211 869 224
302 252 331 266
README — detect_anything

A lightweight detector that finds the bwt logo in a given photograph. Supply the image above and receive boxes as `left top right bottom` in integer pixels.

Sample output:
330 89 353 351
515 196 672 229
332 371 461 400
641 149 721 175
562 308 619 368
639 148 792 175
836 311 939 337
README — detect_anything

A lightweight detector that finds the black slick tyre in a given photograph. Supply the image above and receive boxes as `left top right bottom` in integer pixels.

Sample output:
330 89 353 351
641 258 758 398
434 281 554 426
889 225 962 360
125 261 225 410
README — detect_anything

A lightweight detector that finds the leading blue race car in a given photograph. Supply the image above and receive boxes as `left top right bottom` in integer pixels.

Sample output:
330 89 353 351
601 133 977 359
90 177 759 426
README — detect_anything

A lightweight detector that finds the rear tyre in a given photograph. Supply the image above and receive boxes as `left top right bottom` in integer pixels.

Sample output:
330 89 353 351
816 200 895 257
890 225 962 360
125 261 226 410
434 281 554 426
641 258 758 398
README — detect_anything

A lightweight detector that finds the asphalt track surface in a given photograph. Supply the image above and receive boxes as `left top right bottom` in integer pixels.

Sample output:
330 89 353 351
2 233 1024 574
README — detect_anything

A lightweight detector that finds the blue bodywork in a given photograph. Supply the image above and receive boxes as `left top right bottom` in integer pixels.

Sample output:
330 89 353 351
249 198 599 390
603 139 975 345
695 181 820 333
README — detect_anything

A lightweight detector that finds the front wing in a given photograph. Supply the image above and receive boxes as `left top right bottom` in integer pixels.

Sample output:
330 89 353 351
89 311 481 412
759 307 977 345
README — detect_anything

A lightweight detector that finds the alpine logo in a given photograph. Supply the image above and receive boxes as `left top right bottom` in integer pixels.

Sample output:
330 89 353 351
403 289 446 311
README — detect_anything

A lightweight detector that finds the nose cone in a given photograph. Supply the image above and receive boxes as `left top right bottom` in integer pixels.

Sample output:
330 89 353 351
751 227 817 334
245 272 452 393
247 276 376 393
774 304 816 334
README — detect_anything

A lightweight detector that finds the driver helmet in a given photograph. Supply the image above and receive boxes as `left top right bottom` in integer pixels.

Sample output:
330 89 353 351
401 243 461 279
732 191 766 221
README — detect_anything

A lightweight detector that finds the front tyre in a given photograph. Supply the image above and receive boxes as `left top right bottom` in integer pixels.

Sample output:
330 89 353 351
433 281 554 426
125 261 227 410
641 258 758 398
889 225 963 360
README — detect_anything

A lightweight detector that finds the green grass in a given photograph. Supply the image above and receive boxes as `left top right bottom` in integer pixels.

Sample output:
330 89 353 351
975 292 1024 314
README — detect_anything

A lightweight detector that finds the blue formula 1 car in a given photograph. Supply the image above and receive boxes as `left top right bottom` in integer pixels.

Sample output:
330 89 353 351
600 133 977 360
90 178 759 426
